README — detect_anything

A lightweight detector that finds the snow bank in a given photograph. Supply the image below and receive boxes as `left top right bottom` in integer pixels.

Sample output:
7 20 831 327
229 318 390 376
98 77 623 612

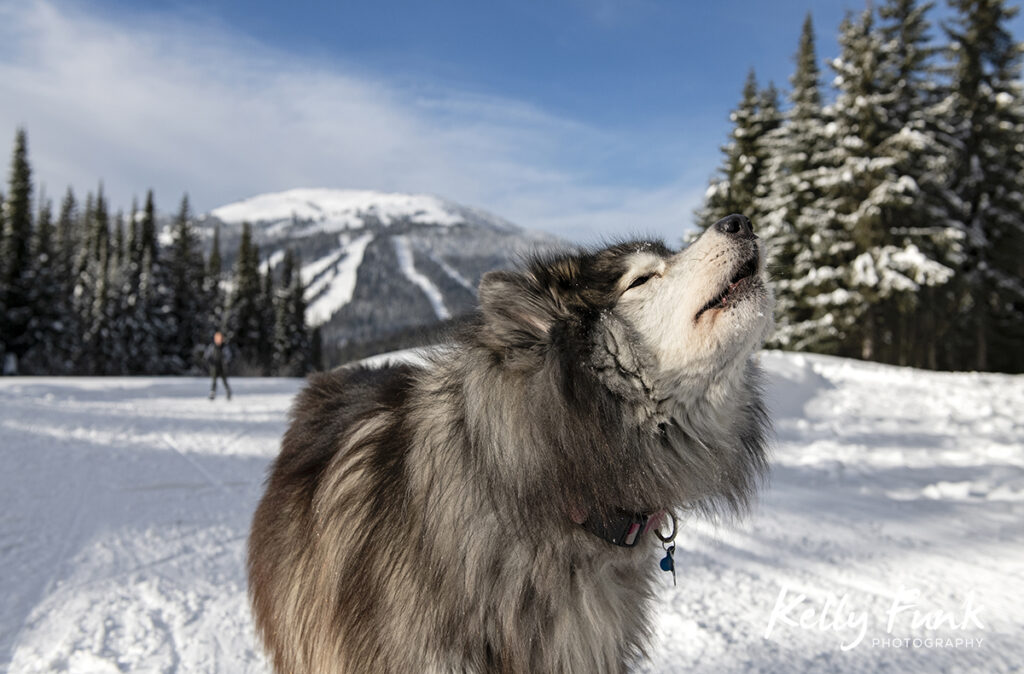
3 353 1022 672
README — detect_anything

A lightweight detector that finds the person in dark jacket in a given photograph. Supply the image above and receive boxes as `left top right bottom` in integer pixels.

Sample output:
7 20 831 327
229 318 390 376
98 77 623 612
205 331 233 400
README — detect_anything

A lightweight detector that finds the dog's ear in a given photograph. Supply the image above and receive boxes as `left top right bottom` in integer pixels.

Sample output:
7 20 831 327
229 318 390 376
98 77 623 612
477 270 555 350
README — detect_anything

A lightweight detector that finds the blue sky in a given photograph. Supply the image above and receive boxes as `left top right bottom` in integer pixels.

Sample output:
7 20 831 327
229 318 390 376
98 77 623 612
1 1 1021 243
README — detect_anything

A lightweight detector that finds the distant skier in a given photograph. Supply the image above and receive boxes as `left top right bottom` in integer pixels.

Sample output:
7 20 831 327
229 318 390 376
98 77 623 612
205 332 233 400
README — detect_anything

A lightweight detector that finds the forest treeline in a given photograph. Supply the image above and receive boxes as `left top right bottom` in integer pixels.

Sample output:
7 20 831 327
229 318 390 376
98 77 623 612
0 130 319 376
696 0 1024 373
3 1 1022 375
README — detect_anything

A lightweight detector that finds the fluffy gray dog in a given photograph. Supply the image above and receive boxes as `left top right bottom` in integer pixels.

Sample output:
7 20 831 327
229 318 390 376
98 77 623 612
248 214 774 673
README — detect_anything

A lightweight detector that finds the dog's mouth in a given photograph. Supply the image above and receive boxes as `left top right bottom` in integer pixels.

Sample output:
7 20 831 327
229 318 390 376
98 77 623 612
695 253 760 321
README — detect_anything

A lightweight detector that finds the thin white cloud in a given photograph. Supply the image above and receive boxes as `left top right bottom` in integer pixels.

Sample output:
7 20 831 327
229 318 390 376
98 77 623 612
0 0 701 242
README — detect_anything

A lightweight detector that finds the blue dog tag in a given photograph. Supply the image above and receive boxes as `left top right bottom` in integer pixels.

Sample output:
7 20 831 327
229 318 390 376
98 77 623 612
660 544 676 586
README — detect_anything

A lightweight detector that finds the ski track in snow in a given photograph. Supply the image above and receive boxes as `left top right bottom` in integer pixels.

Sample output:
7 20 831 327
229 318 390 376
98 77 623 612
304 231 374 326
392 235 451 320
262 250 284 275
428 252 477 293
300 236 349 295
2 353 1023 673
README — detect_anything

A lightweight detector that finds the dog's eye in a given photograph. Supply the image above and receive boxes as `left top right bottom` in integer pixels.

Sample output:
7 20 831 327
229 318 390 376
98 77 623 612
626 274 654 290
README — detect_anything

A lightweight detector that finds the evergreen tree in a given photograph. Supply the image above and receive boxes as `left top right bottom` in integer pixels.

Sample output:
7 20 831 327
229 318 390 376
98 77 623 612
117 197 138 370
100 241 128 374
808 10 953 360
0 190 4 369
258 263 276 375
56 188 79 289
78 187 122 374
696 73 784 232
118 191 176 374
310 325 323 372
273 248 311 376
226 222 264 373
755 81 784 205
34 197 53 272
113 211 125 270
881 0 942 127
136 247 164 371
144 190 184 372
273 249 294 375
22 197 66 373
127 197 139 266
205 224 225 336
168 194 207 370
69 192 94 372
208 224 223 281
0 189 5 280
289 255 311 375
1 128 34 372
53 188 82 372
140 190 158 265
119 196 146 373
870 0 963 368
696 70 766 226
120 236 164 375
87 187 111 267
756 14 835 351
938 0 1024 372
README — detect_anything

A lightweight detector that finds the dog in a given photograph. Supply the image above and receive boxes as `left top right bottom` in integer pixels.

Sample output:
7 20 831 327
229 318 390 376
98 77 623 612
248 213 773 673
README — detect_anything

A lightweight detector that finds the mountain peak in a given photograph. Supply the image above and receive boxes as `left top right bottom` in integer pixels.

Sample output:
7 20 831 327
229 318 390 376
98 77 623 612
209 188 514 235
199 188 565 353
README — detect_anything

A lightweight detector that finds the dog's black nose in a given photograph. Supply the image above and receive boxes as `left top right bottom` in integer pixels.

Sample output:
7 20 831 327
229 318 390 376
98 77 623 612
713 214 755 240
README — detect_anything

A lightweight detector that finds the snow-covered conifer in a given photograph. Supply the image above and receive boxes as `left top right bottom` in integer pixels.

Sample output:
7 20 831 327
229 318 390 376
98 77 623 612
936 0 1024 372
273 248 311 376
226 222 264 373
168 194 208 371
21 198 67 373
756 14 835 351
696 70 768 228
1 129 34 372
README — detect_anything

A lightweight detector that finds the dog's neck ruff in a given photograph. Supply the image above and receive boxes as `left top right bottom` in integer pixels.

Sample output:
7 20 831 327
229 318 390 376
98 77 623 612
580 508 667 547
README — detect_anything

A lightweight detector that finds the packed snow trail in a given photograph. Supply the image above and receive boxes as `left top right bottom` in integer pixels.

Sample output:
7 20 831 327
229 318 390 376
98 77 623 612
1 378 292 674
2 353 1023 672
304 231 375 326
392 234 451 320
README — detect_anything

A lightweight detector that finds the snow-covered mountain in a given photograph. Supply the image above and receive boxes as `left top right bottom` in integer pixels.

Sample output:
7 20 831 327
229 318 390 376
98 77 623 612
197 188 566 347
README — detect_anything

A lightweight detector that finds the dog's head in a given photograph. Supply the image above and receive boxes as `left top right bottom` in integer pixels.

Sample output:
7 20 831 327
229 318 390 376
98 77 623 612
478 214 773 406
472 214 773 517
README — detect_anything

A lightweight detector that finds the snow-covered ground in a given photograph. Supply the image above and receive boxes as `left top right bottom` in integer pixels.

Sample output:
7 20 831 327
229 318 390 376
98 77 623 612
2 352 1022 673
